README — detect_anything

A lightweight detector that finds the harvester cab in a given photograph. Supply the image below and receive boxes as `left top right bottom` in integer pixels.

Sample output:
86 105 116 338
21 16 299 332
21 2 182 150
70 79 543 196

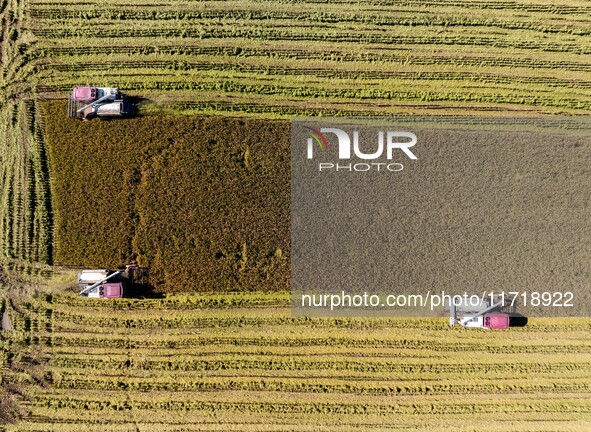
68 86 133 120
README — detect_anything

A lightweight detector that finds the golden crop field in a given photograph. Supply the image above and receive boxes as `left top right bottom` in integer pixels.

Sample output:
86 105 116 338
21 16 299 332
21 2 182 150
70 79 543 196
28 0 591 116
1 290 591 431
2 0 591 264
41 101 290 292
1 0 591 430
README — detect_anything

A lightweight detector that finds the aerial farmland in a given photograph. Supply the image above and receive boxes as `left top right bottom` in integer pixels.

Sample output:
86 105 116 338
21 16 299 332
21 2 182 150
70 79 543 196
1 0 591 431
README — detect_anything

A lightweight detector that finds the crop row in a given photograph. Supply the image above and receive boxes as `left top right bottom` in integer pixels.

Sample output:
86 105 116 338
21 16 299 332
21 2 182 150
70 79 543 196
0 96 52 264
31 45 591 72
42 61 591 89
15 411 591 432
49 312 302 330
25 100 53 264
15 416 591 432
29 10 591 37
46 291 290 309
46 355 591 375
48 345 446 359
90 81 591 108
39 334 591 354
47 373 591 396
47 310 451 330
165 100 448 117
27 0 591 15
49 355 591 374
44 309 591 333
33 395 591 415
0 104 26 262
168 98 591 119
321 0 591 14
35 303 591 332
337 0 591 14
31 27 591 55
39 82 591 111
46 343 591 363
27 0 591 19
0 103 33 263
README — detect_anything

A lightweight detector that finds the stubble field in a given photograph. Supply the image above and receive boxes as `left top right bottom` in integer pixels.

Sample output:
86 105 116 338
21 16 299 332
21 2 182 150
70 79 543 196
2 290 591 431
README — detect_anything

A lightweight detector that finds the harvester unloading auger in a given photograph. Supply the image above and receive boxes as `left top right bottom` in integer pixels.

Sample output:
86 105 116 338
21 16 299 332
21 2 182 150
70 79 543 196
68 86 133 120
78 269 124 298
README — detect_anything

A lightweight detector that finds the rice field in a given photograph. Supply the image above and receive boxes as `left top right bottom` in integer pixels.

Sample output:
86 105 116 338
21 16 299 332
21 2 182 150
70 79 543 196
0 100 52 265
2 0 591 262
2 290 591 431
41 101 290 292
1 0 591 429
29 0 591 116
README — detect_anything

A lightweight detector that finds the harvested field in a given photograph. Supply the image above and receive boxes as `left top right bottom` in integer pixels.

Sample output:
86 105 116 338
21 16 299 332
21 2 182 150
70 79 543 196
2 291 591 431
29 0 591 116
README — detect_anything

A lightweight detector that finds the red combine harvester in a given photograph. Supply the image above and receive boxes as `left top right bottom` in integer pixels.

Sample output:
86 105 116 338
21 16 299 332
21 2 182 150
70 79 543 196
68 86 133 120
449 294 515 329
78 269 125 298
77 265 143 298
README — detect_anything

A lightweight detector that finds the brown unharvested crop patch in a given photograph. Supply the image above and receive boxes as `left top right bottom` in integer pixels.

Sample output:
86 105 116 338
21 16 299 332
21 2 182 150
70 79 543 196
44 101 591 308
43 101 289 292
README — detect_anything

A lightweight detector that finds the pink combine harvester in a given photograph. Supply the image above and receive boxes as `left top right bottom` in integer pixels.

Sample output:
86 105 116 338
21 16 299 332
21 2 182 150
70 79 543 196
78 269 125 298
449 293 522 329
68 86 133 120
